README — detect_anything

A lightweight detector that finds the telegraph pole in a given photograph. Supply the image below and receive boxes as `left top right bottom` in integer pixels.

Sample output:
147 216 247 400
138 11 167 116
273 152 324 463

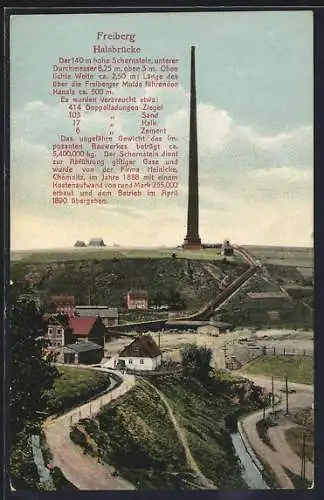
285 376 289 414
271 376 275 413
301 432 306 480
223 344 227 369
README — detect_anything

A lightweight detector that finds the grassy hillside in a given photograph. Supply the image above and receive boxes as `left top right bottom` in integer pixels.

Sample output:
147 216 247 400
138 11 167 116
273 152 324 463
11 257 247 311
241 356 313 385
45 366 112 415
215 273 313 329
71 372 266 490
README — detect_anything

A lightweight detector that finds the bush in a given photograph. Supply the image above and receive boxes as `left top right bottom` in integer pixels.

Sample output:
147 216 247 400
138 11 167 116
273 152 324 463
69 427 86 447
10 434 39 489
51 467 78 489
181 344 212 382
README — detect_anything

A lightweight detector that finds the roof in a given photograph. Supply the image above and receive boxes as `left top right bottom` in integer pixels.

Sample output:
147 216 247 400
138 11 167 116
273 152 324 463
119 335 161 358
247 292 287 300
127 290 148 298
51 296 75 305
63 341 103 353
164 320 233 330
68 316 98 336
75 306 118 318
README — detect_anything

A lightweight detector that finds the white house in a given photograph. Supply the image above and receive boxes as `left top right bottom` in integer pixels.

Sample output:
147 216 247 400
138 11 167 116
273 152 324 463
106 335 162 371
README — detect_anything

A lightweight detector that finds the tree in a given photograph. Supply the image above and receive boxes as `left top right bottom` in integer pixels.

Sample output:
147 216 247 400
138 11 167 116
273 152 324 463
8 283 59 449
181 344 213 381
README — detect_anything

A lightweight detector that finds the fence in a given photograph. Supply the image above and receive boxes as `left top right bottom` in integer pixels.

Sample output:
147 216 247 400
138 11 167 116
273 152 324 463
226 343 313 370
261 345 313 358
45 375 136 430
124 366 183 377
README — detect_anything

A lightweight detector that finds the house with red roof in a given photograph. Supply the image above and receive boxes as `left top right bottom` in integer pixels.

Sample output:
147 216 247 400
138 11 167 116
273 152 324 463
45 314 106 348
68 316 106 347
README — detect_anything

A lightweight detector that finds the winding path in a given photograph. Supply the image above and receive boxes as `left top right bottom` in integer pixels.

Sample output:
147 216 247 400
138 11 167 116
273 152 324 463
141 378 217 490
236 372 314 489
44 372 136 490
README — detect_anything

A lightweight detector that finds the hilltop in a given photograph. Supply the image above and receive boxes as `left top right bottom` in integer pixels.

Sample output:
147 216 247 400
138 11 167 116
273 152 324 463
11 255 247 312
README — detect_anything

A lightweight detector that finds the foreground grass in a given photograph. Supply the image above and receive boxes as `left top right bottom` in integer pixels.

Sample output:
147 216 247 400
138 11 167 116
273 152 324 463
45 366 112 415
242 356 313 385
286 408 314 463
72 378 193 490
71 372 266 490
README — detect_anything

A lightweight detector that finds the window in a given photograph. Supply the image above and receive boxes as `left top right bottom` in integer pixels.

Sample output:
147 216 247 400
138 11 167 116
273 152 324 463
128 359 132 364
48 328 53 334
57 328 62 334
140 359 144 364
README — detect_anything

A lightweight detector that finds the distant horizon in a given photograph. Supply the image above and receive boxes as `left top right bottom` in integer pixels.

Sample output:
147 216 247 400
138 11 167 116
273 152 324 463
10 242 314 253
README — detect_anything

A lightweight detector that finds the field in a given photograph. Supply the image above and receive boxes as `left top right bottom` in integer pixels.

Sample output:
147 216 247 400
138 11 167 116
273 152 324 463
70 373 265 490
241 356 313 385
243 245 313 268
45 366 112 415
11 246 232 263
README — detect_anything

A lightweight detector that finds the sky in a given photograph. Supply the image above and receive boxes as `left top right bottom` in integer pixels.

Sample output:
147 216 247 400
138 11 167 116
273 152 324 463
10 10 313 250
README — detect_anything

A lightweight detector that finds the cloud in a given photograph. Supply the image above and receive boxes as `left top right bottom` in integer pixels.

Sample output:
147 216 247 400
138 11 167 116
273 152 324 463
10 97 313 249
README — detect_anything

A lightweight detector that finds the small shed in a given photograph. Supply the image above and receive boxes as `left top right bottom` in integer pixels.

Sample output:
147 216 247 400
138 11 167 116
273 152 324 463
59 341 104 365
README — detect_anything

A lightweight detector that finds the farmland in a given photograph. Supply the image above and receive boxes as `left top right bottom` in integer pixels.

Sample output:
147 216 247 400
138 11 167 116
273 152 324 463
241 356 313 385
243 245 313 268
11 246 232 264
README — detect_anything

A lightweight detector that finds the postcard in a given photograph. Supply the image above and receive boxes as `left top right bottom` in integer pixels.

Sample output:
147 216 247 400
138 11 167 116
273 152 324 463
8 9 314 492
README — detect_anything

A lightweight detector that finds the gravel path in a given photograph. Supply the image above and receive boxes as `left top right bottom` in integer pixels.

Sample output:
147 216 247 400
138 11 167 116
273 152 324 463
44 373 136 490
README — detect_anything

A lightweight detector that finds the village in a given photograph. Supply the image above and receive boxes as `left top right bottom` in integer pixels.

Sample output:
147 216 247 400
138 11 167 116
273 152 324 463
43 289 236 370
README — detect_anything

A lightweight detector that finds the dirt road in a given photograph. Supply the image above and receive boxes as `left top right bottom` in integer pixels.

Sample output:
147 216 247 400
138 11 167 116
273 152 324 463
44 373 136 490
238 373 314 489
